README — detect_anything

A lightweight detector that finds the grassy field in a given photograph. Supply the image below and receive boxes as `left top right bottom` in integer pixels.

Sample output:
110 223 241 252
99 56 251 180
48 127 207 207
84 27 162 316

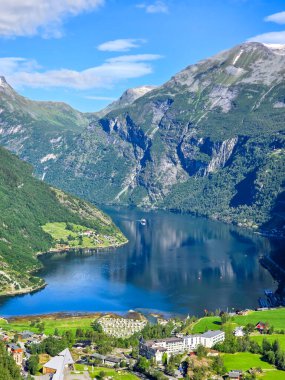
190 317 221 333
42 222 120 250
250 334 285 350
222 352 274 371
75 365 139 380
0 314 99 335
262 370 285 379
233 309 285 330
190 308 285 334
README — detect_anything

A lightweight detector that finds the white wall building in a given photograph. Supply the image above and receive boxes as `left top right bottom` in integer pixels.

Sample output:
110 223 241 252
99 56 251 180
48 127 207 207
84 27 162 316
139 330 225 363
184 330 225 349
233 327 244 337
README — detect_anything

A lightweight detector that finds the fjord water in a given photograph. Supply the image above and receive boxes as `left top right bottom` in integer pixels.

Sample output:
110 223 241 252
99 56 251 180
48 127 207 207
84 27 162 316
0 209 280 316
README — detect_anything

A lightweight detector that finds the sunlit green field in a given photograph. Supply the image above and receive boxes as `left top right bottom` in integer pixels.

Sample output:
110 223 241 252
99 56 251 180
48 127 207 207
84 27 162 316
74 365 139 380
190 308 285 334
222 352 274 371
0 315 98 335
42 222 117 249
261 370 285 379
250 334 285 350
233 309 285 330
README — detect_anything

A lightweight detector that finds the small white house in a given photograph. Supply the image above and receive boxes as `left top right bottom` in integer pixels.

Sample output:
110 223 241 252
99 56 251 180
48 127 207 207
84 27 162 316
233 327 244 337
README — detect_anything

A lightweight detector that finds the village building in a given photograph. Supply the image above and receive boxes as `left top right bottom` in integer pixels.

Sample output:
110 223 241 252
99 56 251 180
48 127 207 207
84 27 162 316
98 316 147 338
139 330 225 363
91 353 125 367
139 337 182 363
6 343 23 366
18 330 35 340
42 348 74 380
255 321 267 333
233 327 245 337
184 330 225 349
227 370 243 379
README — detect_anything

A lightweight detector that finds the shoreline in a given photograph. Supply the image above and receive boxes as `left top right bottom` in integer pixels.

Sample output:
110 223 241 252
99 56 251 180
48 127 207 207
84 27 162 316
36 238 128 257
0 240 128 298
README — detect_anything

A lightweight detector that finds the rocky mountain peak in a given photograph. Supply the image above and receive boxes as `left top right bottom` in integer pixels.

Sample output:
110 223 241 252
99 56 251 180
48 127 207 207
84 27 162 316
95 85 157 117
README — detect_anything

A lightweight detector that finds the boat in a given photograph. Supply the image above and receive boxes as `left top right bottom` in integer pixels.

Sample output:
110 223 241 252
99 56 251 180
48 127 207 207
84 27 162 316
140 218 147 226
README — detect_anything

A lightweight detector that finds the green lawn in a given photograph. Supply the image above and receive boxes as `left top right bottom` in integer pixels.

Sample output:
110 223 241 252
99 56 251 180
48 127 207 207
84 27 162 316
0 315 98 335
190 317 235 334
261 370 285 379
75 365 139 380
189 308 285 334
233 309 285 330
250 334 285 350
42 222 120 250
222 353 274 371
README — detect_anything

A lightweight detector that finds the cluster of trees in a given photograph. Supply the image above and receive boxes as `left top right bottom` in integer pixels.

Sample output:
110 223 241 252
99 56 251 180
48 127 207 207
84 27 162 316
30 331 74 356
215 334 285 370
262 339 285 370
135 357 168 380
0 342 22 380
26 355 39 375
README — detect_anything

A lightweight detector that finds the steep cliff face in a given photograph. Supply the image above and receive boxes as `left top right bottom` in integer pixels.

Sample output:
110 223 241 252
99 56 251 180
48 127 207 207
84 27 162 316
0 42 284 232
95 85 157 117
46 42 284 232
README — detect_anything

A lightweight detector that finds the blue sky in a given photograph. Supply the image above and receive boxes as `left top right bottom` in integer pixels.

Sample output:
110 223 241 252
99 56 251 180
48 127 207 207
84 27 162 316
0 0 285 112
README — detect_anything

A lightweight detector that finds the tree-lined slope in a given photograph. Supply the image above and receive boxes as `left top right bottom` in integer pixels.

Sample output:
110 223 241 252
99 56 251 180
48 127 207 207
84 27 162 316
48 42 285 232
0 42 284 233
0 147 126 296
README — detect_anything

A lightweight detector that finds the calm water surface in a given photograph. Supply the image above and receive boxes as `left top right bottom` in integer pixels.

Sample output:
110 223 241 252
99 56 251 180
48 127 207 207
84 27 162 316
0 208 282 316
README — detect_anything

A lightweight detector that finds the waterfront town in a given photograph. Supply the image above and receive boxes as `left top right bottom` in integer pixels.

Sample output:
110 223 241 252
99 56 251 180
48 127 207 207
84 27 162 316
1 307 285 380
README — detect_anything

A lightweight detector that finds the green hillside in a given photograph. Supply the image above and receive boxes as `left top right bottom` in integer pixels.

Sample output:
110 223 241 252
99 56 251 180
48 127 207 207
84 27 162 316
0 43 284 234
0 147 127 296
44 42 285 234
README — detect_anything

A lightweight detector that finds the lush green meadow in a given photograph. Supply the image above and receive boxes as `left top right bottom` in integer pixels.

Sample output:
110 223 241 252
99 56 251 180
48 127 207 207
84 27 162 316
262 370 285 379
0 315 98 335
75 365 139 380
250 334 285 350
222 352 274 371
190 308 285 334
190 317 221 333
233 309 285 330
42 222 117 249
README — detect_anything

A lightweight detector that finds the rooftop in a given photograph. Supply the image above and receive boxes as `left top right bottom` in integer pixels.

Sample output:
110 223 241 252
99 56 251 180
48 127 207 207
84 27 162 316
201 330 224 338
43 348 74 380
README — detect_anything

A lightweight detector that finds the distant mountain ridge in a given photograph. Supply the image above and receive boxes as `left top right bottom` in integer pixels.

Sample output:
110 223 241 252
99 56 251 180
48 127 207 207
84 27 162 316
95 85 157 117
0 42 284 233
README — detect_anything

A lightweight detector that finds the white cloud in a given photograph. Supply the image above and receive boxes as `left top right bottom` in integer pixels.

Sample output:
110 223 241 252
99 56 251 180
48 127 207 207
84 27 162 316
107 54 162 63
0 0 104 38
248 31 285 44
137 1 169 14
0 54 162 90
265 11 285 25
97 38 146 52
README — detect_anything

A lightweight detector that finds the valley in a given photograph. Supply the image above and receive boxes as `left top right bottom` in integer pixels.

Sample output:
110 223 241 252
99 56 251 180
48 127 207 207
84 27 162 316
0 43 284 235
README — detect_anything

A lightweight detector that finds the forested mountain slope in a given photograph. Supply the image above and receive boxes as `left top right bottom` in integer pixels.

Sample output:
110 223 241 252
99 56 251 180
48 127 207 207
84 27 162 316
0 76 89 179
48 42 285 233
0 42 284 233
0 147 126 296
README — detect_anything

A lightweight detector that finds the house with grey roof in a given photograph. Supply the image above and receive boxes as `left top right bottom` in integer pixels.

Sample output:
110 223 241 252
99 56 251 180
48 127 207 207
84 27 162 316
184 330 225 349
42 348 74 380
139 330 225 363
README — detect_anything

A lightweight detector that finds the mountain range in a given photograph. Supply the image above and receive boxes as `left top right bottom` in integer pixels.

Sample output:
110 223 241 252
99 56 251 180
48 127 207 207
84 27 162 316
0 42 284 234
